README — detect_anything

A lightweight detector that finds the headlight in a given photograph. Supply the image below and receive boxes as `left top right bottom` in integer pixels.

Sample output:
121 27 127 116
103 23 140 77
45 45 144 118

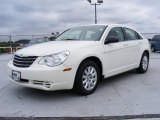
39 51 70 67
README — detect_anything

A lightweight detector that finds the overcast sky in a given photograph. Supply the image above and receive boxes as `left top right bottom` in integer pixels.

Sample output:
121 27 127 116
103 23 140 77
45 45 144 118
0 0 160 34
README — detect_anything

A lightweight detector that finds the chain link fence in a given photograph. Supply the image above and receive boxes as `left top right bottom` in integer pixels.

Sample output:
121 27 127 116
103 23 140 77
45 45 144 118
0 33 159 54
0 34 59 54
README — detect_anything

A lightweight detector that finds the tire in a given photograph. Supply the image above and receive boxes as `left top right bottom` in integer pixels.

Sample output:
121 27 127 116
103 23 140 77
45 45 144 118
151 46 156 52
136 52 149 73
73 61 100 95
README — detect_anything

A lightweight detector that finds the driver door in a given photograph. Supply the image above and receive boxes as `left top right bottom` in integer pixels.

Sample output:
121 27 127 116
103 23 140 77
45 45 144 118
103 27 130 77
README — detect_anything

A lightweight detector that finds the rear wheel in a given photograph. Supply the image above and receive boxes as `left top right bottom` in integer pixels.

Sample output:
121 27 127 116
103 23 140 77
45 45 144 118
136 52 149 73
73 61 100 95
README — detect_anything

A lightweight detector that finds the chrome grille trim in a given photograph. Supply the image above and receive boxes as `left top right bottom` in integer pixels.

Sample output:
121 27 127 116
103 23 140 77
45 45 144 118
13 55 38 68
14 55 37 60
13 59 33 63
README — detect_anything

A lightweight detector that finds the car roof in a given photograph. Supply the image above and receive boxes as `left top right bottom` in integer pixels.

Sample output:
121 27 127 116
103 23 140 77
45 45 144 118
153 35 160 39
72 24 135 30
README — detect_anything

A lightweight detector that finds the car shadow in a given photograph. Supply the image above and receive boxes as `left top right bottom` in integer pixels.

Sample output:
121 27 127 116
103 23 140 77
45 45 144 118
12 70 138 101
14 87 80 102
98 70 137 89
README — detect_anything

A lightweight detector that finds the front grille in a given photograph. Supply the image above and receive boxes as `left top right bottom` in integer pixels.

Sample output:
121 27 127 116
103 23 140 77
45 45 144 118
13 55 38 68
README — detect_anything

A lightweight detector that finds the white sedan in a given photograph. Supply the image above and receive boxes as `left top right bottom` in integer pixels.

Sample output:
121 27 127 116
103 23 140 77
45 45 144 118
8 24 150 95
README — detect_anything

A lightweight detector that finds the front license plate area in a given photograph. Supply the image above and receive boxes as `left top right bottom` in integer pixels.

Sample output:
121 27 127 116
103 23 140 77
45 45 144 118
12 70 21 81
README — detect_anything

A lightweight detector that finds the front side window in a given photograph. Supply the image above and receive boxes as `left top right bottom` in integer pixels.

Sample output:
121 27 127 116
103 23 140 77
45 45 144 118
55 25 107 41
106 27 125 42
124 28 138 40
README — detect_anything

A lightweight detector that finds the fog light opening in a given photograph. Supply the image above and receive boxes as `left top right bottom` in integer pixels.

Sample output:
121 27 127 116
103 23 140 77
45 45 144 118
43 81 51 88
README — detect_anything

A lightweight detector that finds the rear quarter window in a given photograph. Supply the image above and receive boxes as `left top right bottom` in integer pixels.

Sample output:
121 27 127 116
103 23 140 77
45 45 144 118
124 28 139 40
137 33 143 39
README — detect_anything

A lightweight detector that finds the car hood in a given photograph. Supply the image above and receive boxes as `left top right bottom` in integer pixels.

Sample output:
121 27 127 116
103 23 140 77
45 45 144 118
16 41 98 56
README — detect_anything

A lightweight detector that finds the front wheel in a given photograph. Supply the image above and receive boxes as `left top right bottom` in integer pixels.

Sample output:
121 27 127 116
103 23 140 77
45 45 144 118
73 61 100 95
136 52 149 73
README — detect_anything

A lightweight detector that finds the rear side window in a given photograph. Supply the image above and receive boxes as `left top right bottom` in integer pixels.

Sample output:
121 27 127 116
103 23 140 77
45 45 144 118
124 28 138 40
107 27 125 42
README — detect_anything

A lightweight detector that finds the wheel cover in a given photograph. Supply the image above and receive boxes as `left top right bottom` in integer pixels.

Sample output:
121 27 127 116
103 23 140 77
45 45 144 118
82 66 97 91
142 56 148 70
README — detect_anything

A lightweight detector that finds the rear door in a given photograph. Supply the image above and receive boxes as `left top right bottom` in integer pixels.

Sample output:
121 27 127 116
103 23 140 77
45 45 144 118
123 27 143 67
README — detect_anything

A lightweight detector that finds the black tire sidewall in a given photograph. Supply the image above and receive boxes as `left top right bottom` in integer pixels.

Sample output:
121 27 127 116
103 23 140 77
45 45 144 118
139 53 149 73
74 61 100 95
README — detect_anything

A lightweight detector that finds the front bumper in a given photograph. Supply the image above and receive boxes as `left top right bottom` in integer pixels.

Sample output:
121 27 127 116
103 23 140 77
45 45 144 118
8 60 76 91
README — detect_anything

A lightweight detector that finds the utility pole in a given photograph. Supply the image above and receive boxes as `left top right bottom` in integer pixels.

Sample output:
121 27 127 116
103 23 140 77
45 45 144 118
87 0 103 24
9 35 12 53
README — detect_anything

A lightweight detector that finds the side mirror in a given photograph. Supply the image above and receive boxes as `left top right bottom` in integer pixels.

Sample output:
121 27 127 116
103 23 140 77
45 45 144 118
105 37 119 44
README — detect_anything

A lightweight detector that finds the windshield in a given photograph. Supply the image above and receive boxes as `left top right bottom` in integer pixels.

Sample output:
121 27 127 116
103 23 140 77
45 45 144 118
55 25 107 41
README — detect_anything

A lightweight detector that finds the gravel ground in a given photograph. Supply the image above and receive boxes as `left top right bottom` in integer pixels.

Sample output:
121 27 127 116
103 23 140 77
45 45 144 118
0 53 160 119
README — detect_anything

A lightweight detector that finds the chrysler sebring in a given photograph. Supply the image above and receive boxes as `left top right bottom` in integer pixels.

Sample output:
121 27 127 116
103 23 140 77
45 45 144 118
8 24 150 95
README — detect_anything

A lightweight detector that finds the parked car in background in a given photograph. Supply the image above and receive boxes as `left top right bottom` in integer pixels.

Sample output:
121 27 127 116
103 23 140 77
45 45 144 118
14 39 30 47
8 24 150 95
25 37 49 47
150 35 160 52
